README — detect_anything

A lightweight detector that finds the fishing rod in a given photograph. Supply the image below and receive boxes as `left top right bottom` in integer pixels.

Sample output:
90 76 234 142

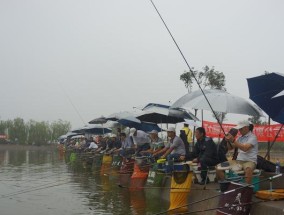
153 173 282 215
57 81 86 126
0 177 71 199
263 124 284 160
176 199 269 215
149 0 226 135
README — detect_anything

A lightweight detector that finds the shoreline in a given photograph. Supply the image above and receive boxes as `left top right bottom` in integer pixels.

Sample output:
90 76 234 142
0 144 57 150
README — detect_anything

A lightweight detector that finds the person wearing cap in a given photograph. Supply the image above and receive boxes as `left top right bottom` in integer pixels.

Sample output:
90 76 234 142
105 134 121 153
113 132 135 157
140 130 164 156
129 128 151 155
217 121 258 184
192 127 219 185
158 127 186 161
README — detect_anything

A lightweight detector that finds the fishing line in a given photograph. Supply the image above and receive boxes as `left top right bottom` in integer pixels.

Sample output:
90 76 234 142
176 199 269 215
57 81 86 125
149 0 226 135
263 124 284 160
153 173 282 215
0 177 71 199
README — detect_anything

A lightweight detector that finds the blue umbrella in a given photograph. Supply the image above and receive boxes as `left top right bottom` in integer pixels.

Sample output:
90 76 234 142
72 125 112 135
247 72 284 124
117 119 161 132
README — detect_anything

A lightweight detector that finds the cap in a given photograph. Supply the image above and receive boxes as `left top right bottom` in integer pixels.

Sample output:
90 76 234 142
129 128 137 136
234 121 250 129
167 127 176 132
110 134 117 138
149 130 158 134
228 128 238 137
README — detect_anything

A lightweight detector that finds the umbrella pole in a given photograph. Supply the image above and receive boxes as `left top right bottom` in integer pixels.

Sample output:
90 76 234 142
192 109 198 144
267 117 271 161
201 110 204 127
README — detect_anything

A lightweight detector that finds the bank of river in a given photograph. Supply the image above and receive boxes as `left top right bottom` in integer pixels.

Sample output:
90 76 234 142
0 146 168 215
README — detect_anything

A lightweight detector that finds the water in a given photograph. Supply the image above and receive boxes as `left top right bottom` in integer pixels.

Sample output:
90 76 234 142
0 146 168 215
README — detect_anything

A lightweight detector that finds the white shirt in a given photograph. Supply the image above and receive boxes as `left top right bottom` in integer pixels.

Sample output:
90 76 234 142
88 142 98 149
132 130 151 146
237 131 258 164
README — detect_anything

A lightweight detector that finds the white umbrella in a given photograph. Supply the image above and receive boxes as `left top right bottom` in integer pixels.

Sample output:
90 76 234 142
171 89 263 116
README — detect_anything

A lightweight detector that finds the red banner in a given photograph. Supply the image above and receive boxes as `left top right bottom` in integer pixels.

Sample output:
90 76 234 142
203 121 284 142
0 134 7 139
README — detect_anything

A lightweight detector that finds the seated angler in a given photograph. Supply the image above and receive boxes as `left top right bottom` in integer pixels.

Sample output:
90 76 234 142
158 127 186 162
113 132 135 157
217 121 258 184
193 127 219 185
129 128 151 156
140 130 164 157
86 136 99 152
106 134 122 154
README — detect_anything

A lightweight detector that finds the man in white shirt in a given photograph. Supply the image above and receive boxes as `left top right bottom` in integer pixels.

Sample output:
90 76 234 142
129 128 151 155
217 121 258 184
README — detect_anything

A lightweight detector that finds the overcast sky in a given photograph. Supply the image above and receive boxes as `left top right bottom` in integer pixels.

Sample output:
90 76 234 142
0 0 283 129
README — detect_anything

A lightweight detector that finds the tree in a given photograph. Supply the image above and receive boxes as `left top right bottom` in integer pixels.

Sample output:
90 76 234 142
180 66 227 124
9 118 28 144
180 66 226 92
50 120 71 141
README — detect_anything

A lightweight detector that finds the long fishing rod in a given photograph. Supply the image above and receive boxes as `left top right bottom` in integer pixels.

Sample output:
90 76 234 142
176 199 269 215
0 177 71 199
149 0 226 135
57 81 86 125
153 173 282 215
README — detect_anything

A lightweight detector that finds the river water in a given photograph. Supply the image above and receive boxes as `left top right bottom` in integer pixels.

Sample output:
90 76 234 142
0 146 168 215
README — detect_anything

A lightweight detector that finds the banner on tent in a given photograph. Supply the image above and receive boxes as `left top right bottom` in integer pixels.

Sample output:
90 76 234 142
203 120 284 142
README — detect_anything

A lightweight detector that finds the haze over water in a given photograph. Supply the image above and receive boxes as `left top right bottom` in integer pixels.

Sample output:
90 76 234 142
0 146 167 215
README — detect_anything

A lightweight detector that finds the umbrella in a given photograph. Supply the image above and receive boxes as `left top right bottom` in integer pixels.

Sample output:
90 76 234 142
137 103 199 124
117 118 161 132
72 125 112 135
171 89 263 116
88 116 108 124
106 111 140 123
247 72 284 124
106 111 161 132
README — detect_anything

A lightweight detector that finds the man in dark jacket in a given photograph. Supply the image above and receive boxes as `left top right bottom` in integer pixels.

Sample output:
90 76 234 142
193 127 219 185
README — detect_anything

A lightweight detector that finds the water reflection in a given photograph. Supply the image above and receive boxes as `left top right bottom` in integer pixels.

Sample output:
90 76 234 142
0 146 168 215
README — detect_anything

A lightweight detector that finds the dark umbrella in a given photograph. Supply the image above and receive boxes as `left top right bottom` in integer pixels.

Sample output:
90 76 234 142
72 125 112 135
247 72 284 161
137 103 199 124
247 72 284 124
88 116 108 124
117 119 161 132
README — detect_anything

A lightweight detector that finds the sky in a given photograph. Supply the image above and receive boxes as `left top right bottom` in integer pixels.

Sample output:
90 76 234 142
0 0 283 129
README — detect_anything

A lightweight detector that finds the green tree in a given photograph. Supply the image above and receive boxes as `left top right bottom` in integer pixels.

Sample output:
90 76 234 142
180 66 227 124
180 66 226 92
27 120 51 145
50 119 71 141
8 118 28 144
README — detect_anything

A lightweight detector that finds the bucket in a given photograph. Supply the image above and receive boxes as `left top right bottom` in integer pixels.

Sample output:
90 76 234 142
130 163 150 190
173 163 189 172
217 182 254 215
168 171 192 213
119 158 135 174
92 154 103 168
146 170 166 186
112 154 122 168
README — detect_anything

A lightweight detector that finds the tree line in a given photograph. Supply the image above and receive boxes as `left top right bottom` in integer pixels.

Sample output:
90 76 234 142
0 118 71 145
